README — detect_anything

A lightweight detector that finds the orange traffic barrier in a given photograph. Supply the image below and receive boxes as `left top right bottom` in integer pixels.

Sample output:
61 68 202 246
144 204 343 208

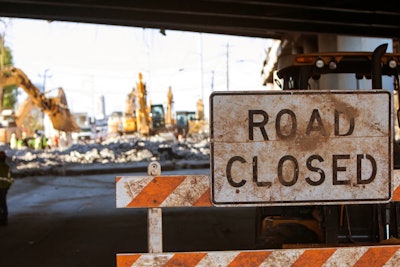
116 175 211 208
115 165 400 267
116 245 400 267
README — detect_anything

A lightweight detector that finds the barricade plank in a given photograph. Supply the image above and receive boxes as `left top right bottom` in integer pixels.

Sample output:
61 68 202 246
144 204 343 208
116 175 211 208
117 171 400 207
115 169 400 266
116 245 400 267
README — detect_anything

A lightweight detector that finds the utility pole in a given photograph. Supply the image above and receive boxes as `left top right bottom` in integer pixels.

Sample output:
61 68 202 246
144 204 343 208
211 70 215 92
40 68 51 130
42 68 51 93
199 33 204 102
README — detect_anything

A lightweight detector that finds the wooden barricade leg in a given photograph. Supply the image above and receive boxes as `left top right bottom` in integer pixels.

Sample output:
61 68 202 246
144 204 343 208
146 161 163 253
148 207 163 253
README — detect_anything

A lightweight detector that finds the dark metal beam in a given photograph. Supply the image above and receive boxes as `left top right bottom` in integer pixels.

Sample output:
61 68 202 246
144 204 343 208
0 0 399 39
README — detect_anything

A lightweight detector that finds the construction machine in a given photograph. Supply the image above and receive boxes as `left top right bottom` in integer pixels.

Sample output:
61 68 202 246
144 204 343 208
134 74 206 137
107 87 137 136
175 110 196 137
108 73 169 136
149 103 166 135
0 67 80 143
247 43 400 248
172 98 209 140
110 72 208 139
187 98 209 139
135 72 151 135
123 86 137 134
150 92 210 139
138 77 173 135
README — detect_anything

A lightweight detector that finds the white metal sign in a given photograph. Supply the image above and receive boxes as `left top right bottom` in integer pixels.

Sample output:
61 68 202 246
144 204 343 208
211 90 392 206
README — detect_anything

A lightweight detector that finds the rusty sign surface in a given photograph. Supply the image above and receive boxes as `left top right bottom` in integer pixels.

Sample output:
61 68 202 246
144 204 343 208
210 90 392 206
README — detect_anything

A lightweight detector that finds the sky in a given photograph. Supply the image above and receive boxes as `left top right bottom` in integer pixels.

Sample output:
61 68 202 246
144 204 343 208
1 17 277 119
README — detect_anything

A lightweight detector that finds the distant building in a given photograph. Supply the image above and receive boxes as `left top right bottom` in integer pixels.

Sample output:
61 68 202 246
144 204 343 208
96 95 106 120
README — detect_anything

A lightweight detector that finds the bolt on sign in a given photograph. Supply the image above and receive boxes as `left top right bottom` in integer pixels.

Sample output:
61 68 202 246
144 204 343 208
210 90 393 206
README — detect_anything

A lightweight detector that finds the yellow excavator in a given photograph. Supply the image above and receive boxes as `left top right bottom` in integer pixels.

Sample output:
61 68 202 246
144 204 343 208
109 73 171 136
109 72 209 139
108 72 150 136
0 67 80 143
187 98 208 138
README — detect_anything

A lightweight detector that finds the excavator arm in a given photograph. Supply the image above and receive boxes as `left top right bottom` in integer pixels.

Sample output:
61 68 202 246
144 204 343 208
0 67 80 132
14 97 33 127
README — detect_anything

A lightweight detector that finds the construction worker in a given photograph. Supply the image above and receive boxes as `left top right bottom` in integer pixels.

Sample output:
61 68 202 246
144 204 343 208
10 133 17 150
0 151 13 226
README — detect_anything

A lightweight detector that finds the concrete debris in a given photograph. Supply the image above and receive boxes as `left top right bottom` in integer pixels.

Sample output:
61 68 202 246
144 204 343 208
1 135 210 177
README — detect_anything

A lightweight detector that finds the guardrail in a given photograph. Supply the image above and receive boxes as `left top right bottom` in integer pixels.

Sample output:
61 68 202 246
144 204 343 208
115 162 400 266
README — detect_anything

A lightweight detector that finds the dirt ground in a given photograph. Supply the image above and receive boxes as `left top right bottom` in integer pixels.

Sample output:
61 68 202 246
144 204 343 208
0 169 256 267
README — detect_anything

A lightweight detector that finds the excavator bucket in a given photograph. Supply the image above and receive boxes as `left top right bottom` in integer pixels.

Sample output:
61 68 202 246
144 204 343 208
45 88 80 132
47 111 80 132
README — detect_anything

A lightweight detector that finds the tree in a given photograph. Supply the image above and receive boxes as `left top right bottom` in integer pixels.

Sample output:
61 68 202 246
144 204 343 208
0 33 18 111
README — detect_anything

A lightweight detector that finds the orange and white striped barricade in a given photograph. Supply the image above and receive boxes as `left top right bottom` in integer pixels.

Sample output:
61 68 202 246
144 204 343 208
116 161 212 254
116 246 400 267
393 170 400 201
115 164 400 267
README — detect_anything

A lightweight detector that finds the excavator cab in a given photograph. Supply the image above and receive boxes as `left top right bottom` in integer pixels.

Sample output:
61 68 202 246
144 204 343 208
150 104 166 134
175 111 196 138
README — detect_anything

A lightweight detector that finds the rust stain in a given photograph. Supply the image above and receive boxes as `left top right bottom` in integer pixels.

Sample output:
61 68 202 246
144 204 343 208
330 94 360 119
125 178 151 200
295 133 327 152
123 182 134 199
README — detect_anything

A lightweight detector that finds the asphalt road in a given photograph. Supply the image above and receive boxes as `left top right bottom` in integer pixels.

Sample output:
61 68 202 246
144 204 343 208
0 168 256 267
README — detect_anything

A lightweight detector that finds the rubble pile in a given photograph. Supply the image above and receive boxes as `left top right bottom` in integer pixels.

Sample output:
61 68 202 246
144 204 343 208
2 135 210 177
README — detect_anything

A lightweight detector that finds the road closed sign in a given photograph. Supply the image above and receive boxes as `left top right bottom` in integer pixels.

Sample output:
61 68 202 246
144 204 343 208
210 90 392 206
